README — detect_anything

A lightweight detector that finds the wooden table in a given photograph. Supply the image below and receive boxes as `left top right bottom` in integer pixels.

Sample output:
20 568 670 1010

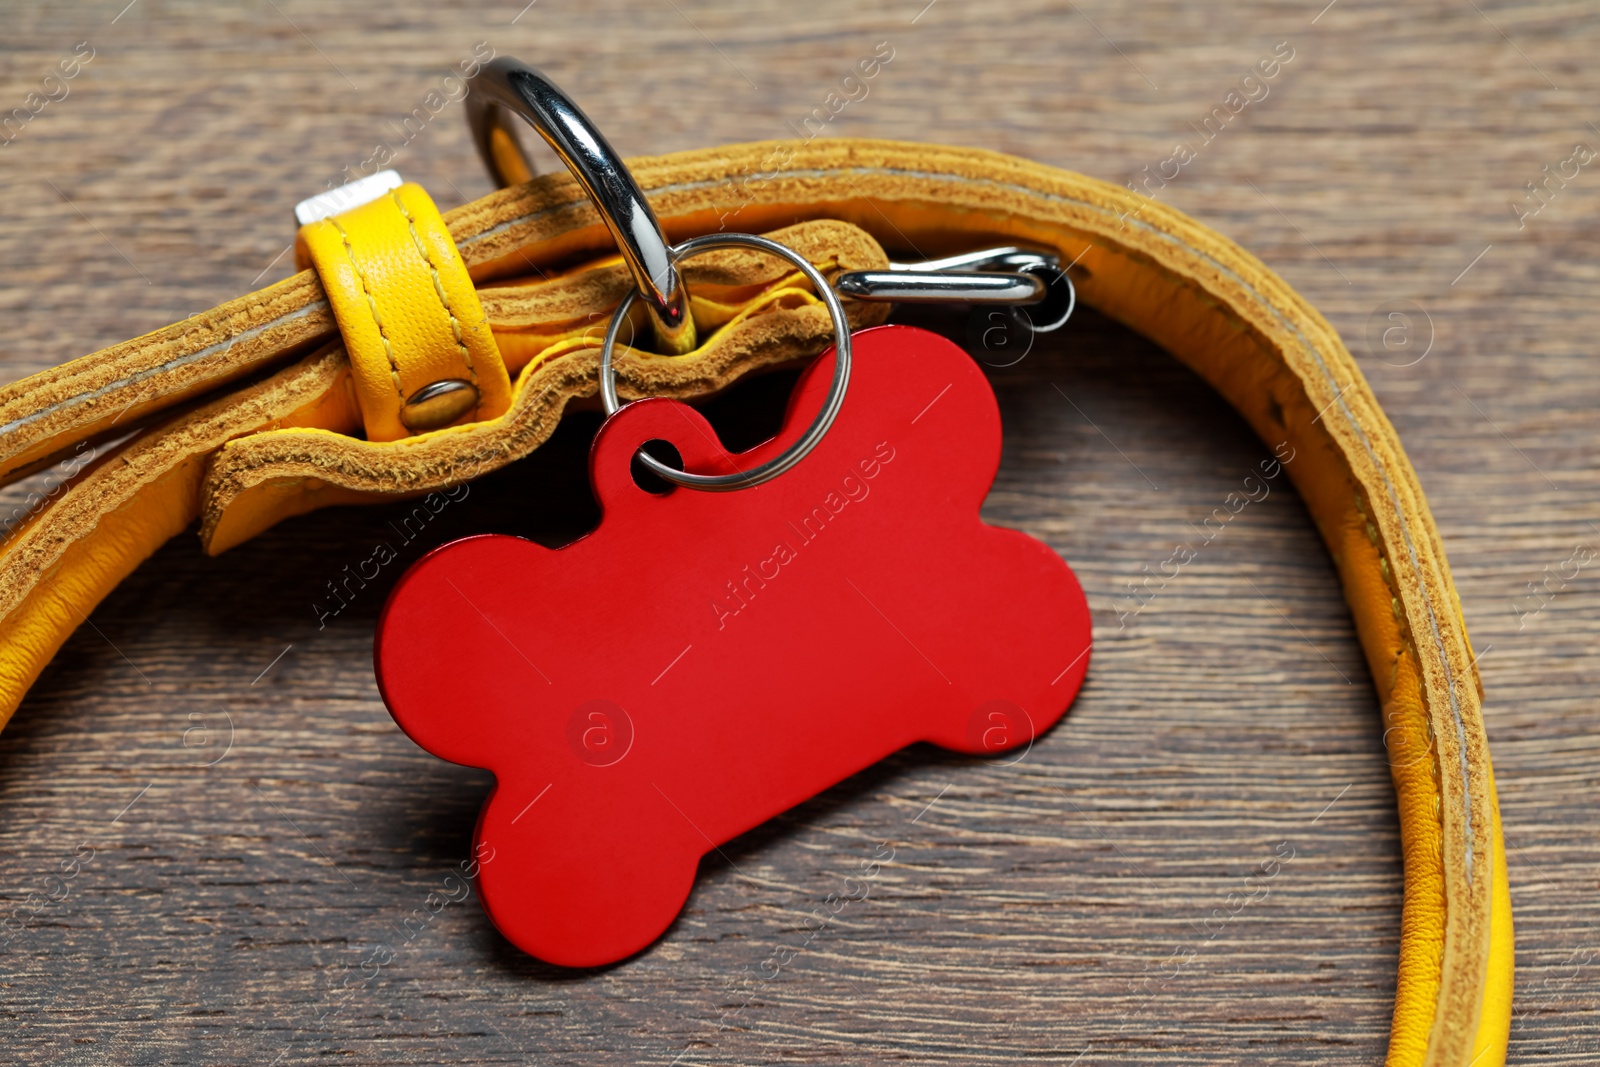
0 1 1594 1063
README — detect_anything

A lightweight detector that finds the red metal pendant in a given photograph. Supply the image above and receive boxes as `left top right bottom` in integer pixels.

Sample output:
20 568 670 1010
375 324 1092 967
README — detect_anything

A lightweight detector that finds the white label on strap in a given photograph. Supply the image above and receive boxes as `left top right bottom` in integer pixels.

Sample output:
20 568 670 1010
293 170 404 227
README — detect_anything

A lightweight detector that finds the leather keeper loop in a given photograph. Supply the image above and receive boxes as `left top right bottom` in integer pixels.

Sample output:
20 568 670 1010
295 183 513 441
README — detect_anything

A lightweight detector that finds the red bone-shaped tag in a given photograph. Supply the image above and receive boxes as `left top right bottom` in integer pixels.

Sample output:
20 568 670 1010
375 324 1092 967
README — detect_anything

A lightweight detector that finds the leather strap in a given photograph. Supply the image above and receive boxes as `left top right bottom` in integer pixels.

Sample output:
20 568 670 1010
0 139 1510 1067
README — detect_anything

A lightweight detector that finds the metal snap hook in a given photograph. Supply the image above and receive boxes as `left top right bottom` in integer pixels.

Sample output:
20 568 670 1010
835 246 1077 334
465 58 696 355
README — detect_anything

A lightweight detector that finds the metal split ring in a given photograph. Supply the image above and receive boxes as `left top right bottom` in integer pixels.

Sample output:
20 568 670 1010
600 233 852 491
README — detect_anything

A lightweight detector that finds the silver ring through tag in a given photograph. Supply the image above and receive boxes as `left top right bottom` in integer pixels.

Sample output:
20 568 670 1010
600 232 853 492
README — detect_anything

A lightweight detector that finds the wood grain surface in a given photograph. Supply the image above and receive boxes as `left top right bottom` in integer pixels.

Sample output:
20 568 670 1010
0 1 1596 1064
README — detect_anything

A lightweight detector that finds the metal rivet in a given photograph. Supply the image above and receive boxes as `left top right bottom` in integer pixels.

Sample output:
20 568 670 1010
400 379 479 432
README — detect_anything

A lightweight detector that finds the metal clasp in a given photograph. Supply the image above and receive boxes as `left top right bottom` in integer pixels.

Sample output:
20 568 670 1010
835 246 1076 334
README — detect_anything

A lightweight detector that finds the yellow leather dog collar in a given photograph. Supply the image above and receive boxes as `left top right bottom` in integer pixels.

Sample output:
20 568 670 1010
0 137 1510 1067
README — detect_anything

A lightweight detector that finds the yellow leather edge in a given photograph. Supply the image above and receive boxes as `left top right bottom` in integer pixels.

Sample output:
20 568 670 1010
0 139 1509 1066
0 268 332 486
0 344 354 735
296 183 512 441
488 125 536 187
1472 766 1513 1067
